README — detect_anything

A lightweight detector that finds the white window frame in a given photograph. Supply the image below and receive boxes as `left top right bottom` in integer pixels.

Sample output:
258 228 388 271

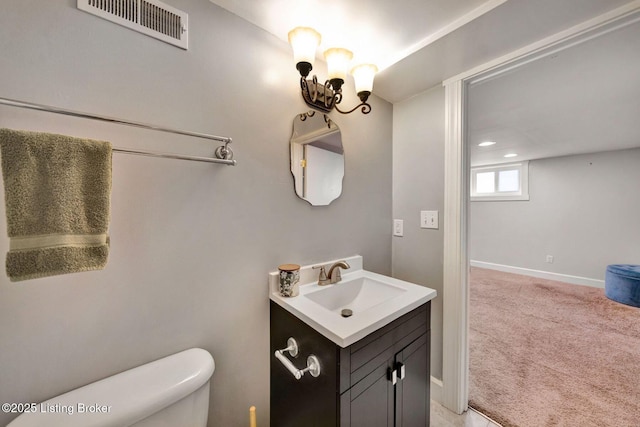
470 161 529 201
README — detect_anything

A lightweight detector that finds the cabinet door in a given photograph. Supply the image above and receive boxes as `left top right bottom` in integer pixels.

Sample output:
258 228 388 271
395 333 430 427
341 361 394 427
271 302 340 426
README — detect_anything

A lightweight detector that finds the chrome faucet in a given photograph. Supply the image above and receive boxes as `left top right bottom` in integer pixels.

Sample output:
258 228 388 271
327 260 350 284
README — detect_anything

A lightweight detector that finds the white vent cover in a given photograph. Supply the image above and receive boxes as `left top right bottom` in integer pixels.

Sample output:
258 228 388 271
78 0 188 49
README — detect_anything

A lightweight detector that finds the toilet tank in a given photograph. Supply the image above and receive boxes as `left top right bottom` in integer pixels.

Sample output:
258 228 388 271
7 348 215 427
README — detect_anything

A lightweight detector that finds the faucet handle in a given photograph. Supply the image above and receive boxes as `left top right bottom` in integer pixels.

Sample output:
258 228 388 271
312 265 330 286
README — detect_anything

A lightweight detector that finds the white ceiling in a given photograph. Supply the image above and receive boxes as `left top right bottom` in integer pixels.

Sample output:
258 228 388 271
208 0 639 165
208 0 634 102
468 19 640 166
375 0 635 102
208 0 496 71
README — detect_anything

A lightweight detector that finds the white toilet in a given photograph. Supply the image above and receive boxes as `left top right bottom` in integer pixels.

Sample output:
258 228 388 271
8 348 215 427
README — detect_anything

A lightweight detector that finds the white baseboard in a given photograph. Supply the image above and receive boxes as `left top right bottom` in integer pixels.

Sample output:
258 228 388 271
430 376 443 403
470 260 605 288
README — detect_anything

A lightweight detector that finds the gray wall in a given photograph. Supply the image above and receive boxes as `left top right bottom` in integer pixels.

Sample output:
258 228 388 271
0 1 392 426
470 148 640 280
392 86 445 380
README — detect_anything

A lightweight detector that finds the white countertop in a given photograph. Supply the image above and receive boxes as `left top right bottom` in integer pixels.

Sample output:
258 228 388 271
269 255 437 347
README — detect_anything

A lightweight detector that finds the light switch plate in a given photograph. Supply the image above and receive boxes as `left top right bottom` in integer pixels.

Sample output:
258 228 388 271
393 219 404 237
420 211 438 229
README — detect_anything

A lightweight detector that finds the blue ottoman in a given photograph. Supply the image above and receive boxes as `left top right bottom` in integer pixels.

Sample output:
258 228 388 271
605 264 640 308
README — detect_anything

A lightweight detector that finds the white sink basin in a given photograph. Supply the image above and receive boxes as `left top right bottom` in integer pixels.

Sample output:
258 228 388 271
269 256 437 347
305 276 406 314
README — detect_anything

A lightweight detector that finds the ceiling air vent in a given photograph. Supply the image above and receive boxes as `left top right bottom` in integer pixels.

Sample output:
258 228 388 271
77 0 188 49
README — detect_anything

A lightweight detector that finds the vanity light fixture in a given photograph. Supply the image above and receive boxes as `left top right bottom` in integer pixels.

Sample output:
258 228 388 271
288 26 378 115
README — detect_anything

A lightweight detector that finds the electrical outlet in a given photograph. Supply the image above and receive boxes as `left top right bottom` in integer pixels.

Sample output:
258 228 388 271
420 211 438 229
393 219 404 237
546 255 554 263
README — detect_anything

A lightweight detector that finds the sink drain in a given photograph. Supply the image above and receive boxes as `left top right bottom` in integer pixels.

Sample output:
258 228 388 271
341 309 353 318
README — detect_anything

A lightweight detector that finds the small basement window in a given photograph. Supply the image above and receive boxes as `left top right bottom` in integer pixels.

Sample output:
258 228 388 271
471 161 529 201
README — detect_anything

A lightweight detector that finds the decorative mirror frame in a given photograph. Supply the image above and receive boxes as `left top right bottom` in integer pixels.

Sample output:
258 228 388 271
289 111 345 206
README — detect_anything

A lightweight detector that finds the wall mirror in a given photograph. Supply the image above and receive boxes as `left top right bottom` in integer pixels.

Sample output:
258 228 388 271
289 111 344 206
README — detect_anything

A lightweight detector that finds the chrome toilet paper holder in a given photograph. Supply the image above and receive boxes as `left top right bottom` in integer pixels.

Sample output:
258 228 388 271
274 337 321 380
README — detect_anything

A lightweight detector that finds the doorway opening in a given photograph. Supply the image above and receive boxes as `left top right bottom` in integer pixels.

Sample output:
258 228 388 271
441 5 640 417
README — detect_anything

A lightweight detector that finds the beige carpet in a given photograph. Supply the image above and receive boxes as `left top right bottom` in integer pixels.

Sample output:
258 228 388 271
469 267 640 427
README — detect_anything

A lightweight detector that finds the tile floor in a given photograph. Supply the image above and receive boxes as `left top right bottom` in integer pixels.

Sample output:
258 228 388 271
431 400 502 427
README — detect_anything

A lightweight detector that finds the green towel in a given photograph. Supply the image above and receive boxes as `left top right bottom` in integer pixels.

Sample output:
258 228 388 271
0 128 112 281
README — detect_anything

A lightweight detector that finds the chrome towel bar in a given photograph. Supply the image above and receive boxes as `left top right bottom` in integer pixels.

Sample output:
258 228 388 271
0 96 236 165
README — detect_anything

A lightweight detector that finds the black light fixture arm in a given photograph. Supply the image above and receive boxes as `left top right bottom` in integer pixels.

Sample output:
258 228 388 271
300 76 337 113
299 74 372 115
334 91 372 115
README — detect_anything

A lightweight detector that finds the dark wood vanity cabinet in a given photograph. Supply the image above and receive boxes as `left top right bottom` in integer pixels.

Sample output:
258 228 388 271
270 301 430 427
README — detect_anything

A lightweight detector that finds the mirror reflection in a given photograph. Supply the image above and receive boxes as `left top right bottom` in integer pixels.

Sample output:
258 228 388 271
290 111 344 206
